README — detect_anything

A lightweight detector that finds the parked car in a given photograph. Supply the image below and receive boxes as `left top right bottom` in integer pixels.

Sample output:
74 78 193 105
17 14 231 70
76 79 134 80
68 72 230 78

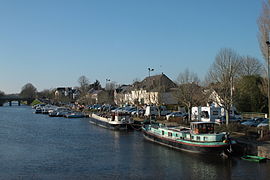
241 117 265 127
131 109 145 116
217 116 242 124
257 119 269 127
166 112 187 120
144 106 171 116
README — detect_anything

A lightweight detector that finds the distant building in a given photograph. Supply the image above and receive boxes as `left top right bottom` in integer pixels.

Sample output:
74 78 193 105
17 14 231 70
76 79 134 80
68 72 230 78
114 85 133 105
55 87 79 100
114 73 178 105
87 88 114 104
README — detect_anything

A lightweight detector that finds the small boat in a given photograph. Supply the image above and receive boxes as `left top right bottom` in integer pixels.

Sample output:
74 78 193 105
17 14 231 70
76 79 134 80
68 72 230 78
35 107 42 114
89 112 134 130
241 155 267 163
65 112 85 118
48 107 71 117
142 122 235 155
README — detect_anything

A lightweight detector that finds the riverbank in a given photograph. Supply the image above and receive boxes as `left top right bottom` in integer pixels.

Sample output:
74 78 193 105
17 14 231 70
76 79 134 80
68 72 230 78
133 116 270 158
1 105 270 179
20 102 270 159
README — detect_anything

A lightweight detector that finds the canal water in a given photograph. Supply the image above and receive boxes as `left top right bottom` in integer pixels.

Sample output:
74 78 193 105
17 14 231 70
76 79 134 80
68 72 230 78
0 105 269 180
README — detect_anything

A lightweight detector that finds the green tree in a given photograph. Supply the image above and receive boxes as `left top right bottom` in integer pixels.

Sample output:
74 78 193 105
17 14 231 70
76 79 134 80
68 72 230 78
89 80 102 90
20 83 37 99
234 75 267 113
0 90 4 97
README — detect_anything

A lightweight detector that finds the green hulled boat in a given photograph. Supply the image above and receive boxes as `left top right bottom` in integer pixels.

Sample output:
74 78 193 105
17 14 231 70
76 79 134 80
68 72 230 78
142 122 235 155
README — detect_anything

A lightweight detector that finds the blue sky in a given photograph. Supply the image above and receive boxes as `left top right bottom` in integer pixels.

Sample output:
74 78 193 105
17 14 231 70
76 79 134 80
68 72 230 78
0 0 264 93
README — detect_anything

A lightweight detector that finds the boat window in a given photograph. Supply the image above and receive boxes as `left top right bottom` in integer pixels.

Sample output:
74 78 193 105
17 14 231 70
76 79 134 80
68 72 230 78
194 123 215 134
196 136 200 141
212 111 219 116
162 131 164 135
204 137 208 141
168 132 172 137
191 135 194 140
175 133 178 137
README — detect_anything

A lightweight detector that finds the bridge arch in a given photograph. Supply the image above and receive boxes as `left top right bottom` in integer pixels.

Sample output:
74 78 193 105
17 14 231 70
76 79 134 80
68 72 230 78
0 95 34 106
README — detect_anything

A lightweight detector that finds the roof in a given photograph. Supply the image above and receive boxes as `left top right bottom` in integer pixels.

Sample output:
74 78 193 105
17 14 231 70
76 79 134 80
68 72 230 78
115 85 132 93
89 89 104 95
134 73 177 92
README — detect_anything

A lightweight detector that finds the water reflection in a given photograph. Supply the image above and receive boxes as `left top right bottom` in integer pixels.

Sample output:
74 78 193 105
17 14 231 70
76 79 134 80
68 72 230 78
0 106 269 180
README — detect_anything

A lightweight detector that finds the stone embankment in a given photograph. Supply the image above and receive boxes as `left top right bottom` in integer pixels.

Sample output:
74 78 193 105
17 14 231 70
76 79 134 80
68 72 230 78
231 131 270 158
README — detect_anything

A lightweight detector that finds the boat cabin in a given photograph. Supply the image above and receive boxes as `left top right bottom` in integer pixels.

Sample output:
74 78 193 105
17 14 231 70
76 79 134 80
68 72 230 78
190 122 215 134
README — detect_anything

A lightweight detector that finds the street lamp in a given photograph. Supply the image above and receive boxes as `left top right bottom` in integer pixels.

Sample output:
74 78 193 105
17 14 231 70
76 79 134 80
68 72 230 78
266 41 270 130
148 68 154 78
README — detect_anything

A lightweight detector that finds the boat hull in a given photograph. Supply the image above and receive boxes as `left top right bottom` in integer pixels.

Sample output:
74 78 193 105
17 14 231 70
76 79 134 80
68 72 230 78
89 117 129 131
66 115 85 118
142 129 230 154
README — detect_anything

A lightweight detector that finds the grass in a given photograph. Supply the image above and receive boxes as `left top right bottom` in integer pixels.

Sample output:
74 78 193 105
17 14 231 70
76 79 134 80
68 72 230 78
30 99 43 106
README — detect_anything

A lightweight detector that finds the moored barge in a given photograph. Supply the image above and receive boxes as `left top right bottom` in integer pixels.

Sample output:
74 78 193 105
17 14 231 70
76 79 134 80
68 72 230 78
142 122 235 155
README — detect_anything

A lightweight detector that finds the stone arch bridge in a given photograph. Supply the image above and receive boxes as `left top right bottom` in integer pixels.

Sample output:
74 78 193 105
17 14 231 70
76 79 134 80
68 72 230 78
0 95 34 106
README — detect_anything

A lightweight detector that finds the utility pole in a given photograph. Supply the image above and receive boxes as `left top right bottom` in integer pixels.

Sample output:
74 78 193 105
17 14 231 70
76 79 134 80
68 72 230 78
266 41 270 130
105 78 110 90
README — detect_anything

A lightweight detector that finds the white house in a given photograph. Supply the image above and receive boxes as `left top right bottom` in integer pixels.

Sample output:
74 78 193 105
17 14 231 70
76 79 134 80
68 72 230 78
114 73 178 105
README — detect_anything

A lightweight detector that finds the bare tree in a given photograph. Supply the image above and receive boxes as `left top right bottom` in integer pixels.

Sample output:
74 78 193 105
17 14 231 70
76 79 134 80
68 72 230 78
132 78 141 84
258 1 270 124
207 48 241 126
78 75 89 95
239 56 263 76
257 0 270 63
177 69 200 84
106 81 117 90
37 89 54 99
20 83 37 99
174 69 205 122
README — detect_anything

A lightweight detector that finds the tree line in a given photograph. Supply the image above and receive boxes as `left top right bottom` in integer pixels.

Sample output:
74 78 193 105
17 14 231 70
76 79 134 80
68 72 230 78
175 48 266 125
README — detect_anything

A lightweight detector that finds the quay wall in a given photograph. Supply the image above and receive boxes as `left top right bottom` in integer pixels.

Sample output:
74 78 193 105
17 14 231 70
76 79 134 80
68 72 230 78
258 144 270 159
234 138 270 159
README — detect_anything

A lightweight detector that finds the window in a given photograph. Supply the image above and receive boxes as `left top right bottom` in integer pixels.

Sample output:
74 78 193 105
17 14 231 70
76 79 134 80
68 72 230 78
168 132 172 137
196 136 201 141
204 137 208 141
175 134 178 137
201 111 209 118
162 131 164 135
212 111 219 116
